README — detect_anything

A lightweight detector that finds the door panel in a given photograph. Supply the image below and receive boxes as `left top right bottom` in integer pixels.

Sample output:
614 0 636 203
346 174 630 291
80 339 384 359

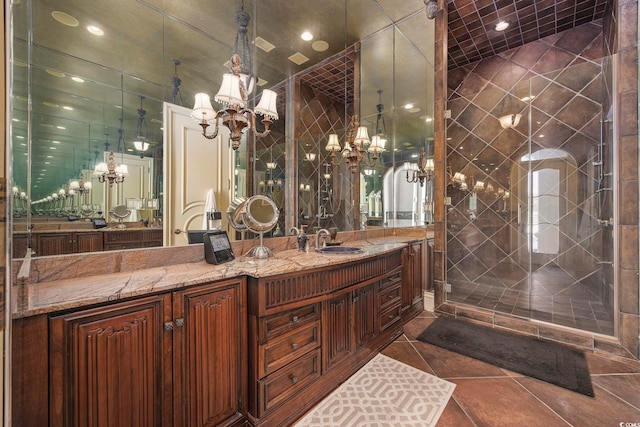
163 103 233 246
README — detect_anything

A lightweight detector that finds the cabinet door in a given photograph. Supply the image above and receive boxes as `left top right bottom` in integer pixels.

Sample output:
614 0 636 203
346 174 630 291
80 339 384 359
76 232 104 253
38 232 74 256
173 279 245 427
323 291 352 371
402 242 424 314
353 283 376 348
49 294 171 427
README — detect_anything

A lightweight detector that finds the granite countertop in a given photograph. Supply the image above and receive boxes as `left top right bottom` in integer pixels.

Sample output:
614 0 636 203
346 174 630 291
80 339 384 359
14 236 421 319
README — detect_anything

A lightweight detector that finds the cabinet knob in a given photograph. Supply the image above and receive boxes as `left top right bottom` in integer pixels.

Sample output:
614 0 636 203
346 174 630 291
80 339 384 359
292 315 299 323
291 375 298 384
164 321 174 331
353 296 359 303
175 318 184 327
291 343 298 350
388 294 394 299
388 314 395 319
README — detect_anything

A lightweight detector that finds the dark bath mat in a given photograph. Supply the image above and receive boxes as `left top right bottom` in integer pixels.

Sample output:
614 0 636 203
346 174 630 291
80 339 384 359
417 316 594 397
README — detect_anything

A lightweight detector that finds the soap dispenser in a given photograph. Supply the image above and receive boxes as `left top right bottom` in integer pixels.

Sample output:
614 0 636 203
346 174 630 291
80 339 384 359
297 225 309 252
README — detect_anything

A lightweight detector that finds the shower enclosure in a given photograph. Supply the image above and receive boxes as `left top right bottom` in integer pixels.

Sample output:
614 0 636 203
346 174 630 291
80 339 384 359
446 53 616 336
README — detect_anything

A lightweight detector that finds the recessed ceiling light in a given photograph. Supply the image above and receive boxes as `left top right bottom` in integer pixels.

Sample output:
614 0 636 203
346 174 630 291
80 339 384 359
52 140 61 144
56 126 66 130
12 118 19 122
87 25 104 36
301 31 313 41
49 147 56 150
404 103 414 109
51 11 79 27
63 106 73 110
495 21 509 31
312 40 329 52
71 76 84 83
43 101 59 108
425 117 433 122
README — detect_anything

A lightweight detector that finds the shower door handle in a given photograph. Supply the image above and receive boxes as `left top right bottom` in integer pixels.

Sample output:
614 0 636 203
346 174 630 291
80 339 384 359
517 204 521 225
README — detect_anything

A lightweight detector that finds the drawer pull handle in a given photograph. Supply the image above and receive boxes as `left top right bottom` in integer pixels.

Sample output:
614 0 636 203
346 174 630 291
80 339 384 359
291 375 298 384
388 314 395 319
164 321 174 331
292 315 299 323
291 343 298 350
388 294 394 299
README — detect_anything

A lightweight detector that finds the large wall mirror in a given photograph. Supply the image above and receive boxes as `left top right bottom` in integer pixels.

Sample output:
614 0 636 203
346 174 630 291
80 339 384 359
10 0 434 258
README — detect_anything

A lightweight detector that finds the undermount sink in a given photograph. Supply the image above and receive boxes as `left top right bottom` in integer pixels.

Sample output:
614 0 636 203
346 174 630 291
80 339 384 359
315 246 364 254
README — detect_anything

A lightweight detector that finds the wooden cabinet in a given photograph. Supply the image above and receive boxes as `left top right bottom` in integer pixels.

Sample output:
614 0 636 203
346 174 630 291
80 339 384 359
37 231 104 256
47 278 246 427
402 240 424 321
247 249 408 426
103 229 163 251
13 228 163 257
49 294 170 427
172 281 246 427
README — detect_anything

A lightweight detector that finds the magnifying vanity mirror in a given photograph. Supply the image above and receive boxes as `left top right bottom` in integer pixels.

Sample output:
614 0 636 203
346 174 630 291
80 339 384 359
10 0 435 259
229 195 279 259
109 205 131 229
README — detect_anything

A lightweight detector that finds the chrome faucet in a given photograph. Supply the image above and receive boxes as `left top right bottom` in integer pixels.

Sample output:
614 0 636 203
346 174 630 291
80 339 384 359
289 226 301 235
315 228 330 248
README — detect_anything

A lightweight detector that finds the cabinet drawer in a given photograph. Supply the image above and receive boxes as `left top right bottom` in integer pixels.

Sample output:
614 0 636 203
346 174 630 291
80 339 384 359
260 303 320 343
378 283 401 311
258 348 321 415
259 321 321 378
379 302 402 332
379 267 402 290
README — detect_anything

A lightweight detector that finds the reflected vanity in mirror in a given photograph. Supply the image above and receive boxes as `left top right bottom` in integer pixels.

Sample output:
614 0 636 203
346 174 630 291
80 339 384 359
10 0 435 259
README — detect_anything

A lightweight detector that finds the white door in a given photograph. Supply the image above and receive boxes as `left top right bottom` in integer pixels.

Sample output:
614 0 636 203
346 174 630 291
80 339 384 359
163 102 233 246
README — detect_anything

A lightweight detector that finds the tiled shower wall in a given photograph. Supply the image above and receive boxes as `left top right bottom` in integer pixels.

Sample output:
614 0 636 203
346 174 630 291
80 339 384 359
434 0 640 360
446 20 612 327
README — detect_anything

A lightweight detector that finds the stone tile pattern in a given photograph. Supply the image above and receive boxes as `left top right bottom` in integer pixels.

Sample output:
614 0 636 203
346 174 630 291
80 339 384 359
293 353 455 427
446 0 608 69
445 21 614 335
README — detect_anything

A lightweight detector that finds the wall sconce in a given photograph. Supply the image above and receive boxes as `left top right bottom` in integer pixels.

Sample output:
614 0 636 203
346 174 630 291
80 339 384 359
94 151 128 187
499 113 522 129
265 161 277 170
405 147 434 187
305 152 316 162
325 115 384 173
132 96 150 158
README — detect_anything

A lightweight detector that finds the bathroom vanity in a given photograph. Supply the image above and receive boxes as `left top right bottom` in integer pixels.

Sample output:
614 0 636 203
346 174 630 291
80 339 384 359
12 233 427 427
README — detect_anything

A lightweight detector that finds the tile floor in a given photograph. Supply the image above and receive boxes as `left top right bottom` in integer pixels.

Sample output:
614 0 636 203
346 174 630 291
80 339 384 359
382 312 640 427
448 273 615 336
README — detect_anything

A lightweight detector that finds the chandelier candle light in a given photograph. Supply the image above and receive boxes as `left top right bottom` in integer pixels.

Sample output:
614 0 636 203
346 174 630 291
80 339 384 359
192 54 278 150
94 151 128 187
405 147 434 186
325 115 385 173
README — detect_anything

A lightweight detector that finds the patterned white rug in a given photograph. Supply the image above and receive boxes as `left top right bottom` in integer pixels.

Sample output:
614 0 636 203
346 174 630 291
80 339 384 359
293 353 456 427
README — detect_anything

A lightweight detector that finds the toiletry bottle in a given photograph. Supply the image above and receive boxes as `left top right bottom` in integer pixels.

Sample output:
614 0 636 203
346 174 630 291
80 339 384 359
297 225 309 252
